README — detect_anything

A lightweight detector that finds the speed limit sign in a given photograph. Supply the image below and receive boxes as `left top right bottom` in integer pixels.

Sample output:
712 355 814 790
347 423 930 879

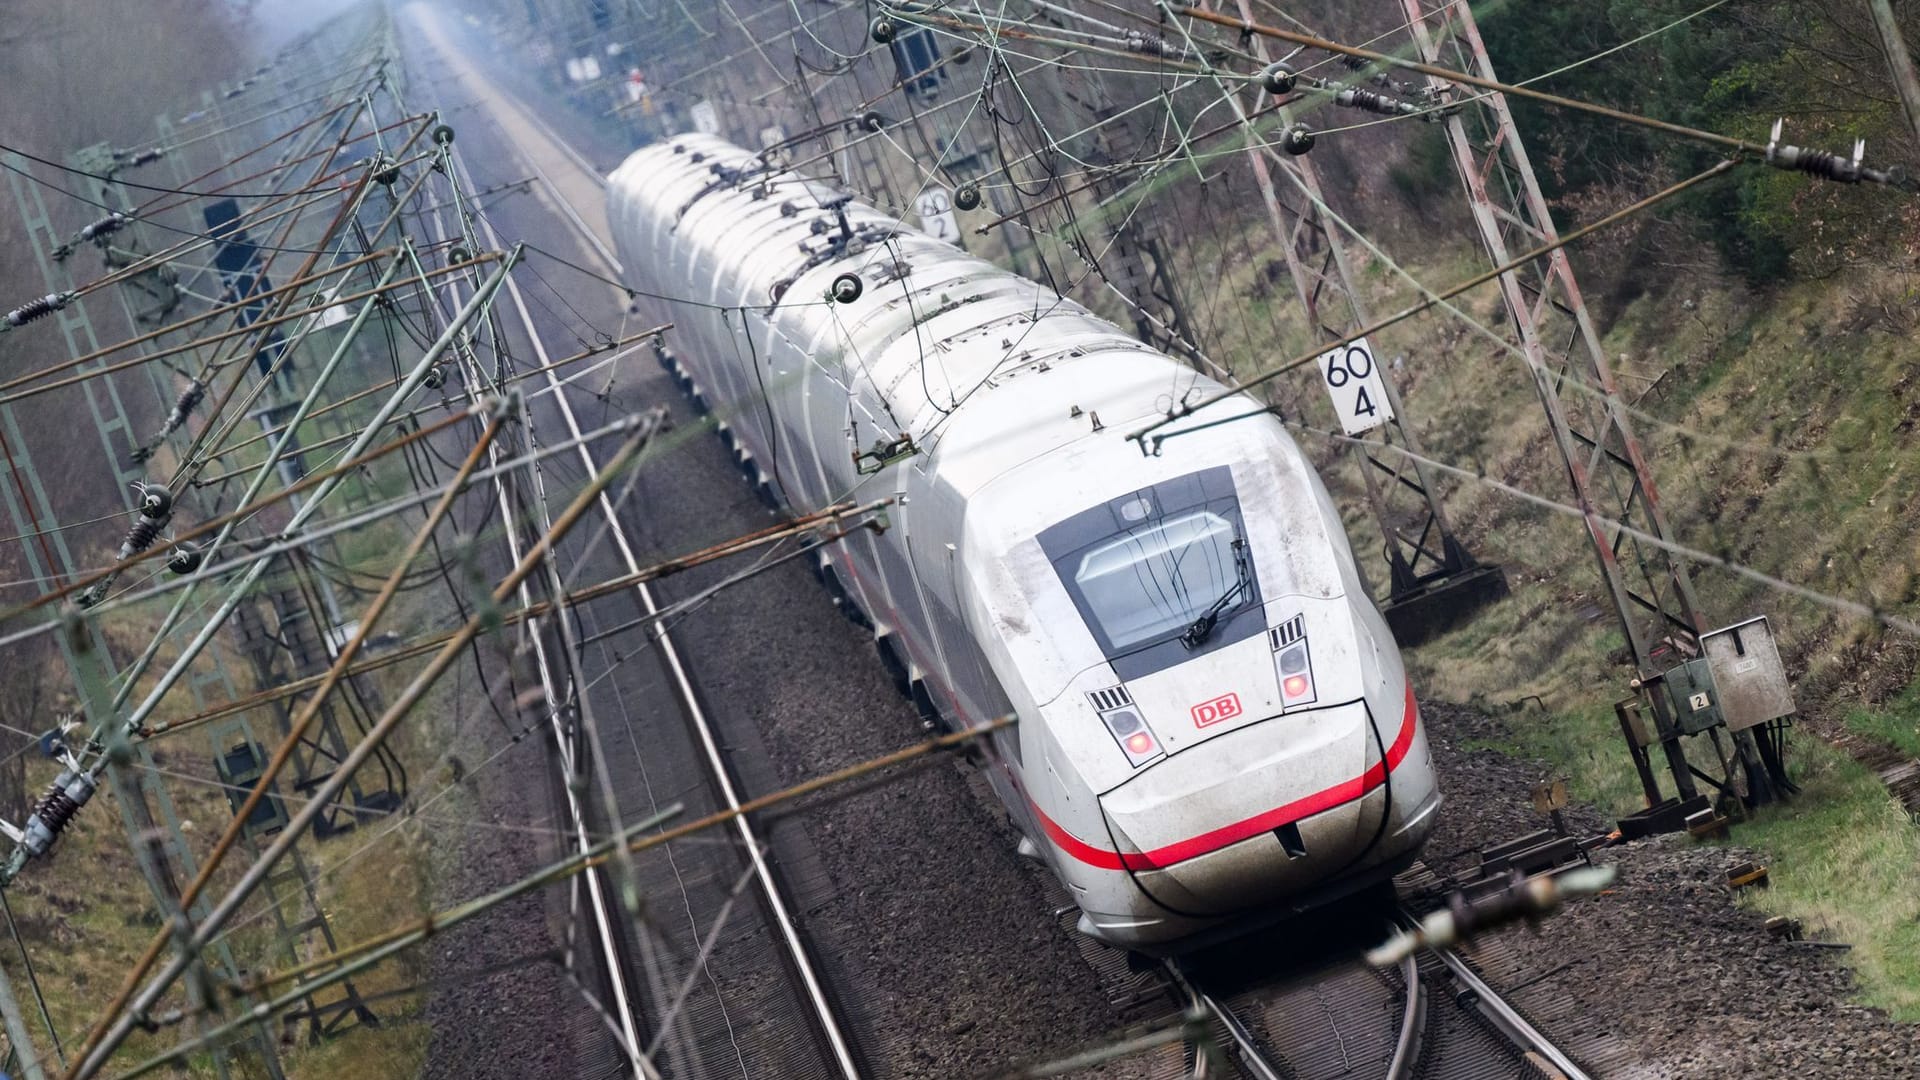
1315 336 1394 435
914 187 961 245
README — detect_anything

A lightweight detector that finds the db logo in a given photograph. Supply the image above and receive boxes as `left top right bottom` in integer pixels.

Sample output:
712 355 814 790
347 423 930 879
1191 692 1242 728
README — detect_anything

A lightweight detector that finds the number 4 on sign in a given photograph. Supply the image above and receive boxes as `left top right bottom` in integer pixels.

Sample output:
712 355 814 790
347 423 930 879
1315 336 1395 436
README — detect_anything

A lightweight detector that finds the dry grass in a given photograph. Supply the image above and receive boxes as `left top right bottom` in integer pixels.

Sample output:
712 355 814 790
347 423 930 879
0 349 460 1077
1363 245 1920 1024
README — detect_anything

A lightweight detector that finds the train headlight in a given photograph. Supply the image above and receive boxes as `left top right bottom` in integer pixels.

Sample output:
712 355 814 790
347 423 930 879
1099 706 1162 767
1270 615 1317 707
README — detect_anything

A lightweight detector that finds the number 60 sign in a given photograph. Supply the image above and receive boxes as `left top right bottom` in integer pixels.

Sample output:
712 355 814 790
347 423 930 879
915 187 961 245
1315 336 1395 436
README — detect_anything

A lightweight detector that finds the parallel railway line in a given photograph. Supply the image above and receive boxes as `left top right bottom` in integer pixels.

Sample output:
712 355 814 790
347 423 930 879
1184 943 1589 1080
414 18 1610 1080
1175 891 1598 1080
406 15 863 1077
8 2 1917 1078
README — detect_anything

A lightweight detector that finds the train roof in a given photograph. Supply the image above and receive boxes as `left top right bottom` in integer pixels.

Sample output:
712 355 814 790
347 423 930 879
610 133 1307 518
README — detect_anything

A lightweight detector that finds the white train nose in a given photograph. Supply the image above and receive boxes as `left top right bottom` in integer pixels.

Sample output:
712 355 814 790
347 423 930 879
1096 693 1417 918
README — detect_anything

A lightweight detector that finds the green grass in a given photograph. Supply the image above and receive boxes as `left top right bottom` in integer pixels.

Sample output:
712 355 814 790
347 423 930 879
1456 697 1920 1021
283 1022 432 1080
1847 680 1920 760
1726 740 1920 1021
1487 700 1652 819
1354 234 1920 1026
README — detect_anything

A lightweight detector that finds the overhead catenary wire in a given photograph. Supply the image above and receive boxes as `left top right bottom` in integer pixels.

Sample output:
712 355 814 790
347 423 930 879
210 323 668 460
0 402 472 622
117 498 895 741
1128 159 1741 447
64 407 668 1080
76 246 516 734
1170 4 1905 175
0 249 492 408
10 2 1904 1075
1290 421 1920 641
70 402 512 1067
932 17 1856 472
0 139 444 263
113 717 1014 1080
0 18 490 1073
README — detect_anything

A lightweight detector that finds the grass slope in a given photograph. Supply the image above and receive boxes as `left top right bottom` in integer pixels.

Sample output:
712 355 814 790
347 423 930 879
1374 256 1920 1022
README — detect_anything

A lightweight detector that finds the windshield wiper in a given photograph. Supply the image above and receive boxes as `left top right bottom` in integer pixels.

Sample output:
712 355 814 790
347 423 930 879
1179 538 1249 650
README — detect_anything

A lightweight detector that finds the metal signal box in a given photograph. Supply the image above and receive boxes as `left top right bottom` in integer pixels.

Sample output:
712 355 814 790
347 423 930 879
1702 616 1796 733
1659 659 1725 736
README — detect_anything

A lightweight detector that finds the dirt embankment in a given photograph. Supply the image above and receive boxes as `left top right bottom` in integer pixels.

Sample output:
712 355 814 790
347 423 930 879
1421 701 1920 1078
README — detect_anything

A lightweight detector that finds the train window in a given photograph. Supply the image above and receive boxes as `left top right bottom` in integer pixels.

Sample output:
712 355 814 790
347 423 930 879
1072 510 1240 651
1039 466 1265 680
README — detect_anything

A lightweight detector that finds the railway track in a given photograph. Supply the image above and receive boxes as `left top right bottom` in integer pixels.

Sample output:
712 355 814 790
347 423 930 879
481 169 863 1080
409 21 1622 1080
405 14 862 1078
1170 898 1596 1080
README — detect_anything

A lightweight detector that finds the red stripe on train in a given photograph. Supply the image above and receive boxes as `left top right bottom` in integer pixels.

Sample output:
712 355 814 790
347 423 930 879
1030 681 1419 872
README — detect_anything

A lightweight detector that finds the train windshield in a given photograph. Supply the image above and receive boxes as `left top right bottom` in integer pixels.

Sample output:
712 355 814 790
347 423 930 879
1073 511 1242 650
1039 466 1264 679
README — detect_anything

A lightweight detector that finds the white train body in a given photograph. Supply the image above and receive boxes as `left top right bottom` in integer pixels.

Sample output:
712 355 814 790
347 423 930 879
608 134 1440 952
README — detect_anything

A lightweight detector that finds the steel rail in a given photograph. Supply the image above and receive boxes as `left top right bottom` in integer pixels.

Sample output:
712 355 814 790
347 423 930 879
1160 961 1284 1080
1171 947 1428 1080
241 717 1012 1000
111 802 687 1080
1423 936 1591 1080
399 90 658 1068
414 197 655 1080
117 712 1014 1080
444 44 865 1077
1388 953 1426 1080
122 500 893 740
1196 988 1284 1080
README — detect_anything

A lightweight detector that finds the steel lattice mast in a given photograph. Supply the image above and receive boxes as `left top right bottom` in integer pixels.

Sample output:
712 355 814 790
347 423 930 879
1393 0 1762 805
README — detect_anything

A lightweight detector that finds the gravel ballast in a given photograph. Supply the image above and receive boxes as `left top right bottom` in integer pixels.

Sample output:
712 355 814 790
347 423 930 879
397 18 1920 1078
1418 701 1920 1079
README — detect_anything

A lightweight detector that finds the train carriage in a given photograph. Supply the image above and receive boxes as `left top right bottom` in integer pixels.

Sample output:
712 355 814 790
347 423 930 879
608 133 1441 951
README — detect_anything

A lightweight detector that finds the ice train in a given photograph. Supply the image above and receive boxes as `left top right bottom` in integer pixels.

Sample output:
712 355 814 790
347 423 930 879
607 134 1440 951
